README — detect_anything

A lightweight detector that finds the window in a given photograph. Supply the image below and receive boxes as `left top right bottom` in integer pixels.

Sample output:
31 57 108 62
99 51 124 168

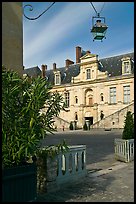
65 92 70 108
110 87 116 104
123 85 130 103
124 62 130 73
121 57 131 75
75 96 78 104
55 74 60 85
75 112 78 120
100 93 104 101
86 69 91 79
88 97 93 106
100 111 104 120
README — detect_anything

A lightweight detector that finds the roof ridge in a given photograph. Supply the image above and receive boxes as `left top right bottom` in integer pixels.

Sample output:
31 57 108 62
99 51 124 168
99 52 134 60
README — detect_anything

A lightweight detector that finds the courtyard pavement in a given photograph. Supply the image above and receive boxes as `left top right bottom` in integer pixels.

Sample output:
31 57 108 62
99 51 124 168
36 129 134 202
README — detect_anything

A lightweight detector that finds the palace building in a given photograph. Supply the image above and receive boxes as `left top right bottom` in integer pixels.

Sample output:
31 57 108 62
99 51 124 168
24 46 134 130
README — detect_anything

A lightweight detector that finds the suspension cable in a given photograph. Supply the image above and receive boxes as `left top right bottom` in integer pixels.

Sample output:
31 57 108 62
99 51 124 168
23 2 55 20
99 2 105 14
90 2 98 15
90 2 105 17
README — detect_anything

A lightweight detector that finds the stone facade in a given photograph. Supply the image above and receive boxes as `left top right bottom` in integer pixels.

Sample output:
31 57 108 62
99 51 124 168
2 2 23 76
49 50 134 129
24 46 134 129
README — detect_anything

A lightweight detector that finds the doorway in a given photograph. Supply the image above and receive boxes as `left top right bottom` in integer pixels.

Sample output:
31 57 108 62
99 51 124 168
85 117 93 125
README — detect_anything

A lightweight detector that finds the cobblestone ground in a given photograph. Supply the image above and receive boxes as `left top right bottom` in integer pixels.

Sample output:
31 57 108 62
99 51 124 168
36 161 134 202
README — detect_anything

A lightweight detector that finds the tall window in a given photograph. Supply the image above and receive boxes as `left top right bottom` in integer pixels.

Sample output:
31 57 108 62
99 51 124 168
86 69 91 79
55 74 60 85
110 87 116 104
65 92 70 108
124 62 130 73
88 97 93 106
100 93 104 101
123 85 130 103
75 96 78 104
75 112 78 120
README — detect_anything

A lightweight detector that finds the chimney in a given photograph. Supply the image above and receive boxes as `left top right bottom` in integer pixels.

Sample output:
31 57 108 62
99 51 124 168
53 63 56 71
76 46 82 63
41 64 47 78
65 59 74 67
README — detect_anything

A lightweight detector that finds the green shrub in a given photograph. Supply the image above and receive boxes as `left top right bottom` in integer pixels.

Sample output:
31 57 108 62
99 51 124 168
2 66 65 168
122 111 134 139
69 121 73 130
83 122 88 130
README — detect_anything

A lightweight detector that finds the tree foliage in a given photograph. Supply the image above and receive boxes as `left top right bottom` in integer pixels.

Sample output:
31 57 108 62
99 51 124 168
83 122 88 130
69 121 74 130
122 111 134 140
2 66 65 168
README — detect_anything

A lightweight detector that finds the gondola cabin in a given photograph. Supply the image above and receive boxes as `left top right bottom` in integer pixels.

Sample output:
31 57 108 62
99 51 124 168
91 16 108 41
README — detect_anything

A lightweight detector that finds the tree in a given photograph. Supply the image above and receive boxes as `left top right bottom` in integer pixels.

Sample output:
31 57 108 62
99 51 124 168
2 66 65 168
83 122 88 130
122 111 134 140
69 121 74 130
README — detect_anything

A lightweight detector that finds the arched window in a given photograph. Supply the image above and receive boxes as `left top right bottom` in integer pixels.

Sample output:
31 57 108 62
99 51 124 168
85 89 93 106
88 97 93 106
75 112 78 120
75 96 78 104
100 93 104 101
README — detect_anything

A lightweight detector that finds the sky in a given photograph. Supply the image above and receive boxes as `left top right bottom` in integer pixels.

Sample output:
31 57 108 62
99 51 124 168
23 2 134 70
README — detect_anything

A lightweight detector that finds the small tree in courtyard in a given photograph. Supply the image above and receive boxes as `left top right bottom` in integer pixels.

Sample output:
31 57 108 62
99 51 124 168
69 121 73 130
122 111 134 140
83 122 88 131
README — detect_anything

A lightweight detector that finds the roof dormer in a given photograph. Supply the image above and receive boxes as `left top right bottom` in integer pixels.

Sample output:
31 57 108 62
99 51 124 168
52 63 61 85
121 57 132 75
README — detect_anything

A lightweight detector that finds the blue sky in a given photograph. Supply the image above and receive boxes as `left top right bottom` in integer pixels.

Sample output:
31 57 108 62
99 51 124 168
23 2 134 70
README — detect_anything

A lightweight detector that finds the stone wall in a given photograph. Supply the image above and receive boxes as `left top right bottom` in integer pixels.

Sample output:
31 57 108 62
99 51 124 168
2 2 23 76
91 102 134 129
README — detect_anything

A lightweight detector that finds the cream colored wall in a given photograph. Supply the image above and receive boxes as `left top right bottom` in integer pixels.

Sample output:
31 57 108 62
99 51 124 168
51 75 134 129
2 2 23 76
51 53 134 129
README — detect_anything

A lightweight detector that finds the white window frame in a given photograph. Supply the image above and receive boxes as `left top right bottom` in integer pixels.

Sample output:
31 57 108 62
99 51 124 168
123 85 130 104
124 61 130 73
65 92 70 108
110 87 116 104
55 74 60 85
86 69 91 79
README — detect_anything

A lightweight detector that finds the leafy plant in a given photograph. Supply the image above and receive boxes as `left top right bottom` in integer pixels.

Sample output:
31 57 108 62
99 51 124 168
2 66 65 168
122 111 134 140
69 121 74 130
83 122 88 130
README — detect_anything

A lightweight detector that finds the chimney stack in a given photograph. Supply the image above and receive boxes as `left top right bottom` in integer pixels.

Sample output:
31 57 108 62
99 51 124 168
76 46 82 63
65 59 74 67
41 64 47 78
53 63 56 71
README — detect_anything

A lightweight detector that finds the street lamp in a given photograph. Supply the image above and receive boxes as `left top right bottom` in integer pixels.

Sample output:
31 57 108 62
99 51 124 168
91 15 108 42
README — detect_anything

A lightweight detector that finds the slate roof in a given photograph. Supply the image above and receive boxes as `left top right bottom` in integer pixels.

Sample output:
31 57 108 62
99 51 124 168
98 52 134 77
24 52 134 84
23 66 41 78
46 65 80 85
